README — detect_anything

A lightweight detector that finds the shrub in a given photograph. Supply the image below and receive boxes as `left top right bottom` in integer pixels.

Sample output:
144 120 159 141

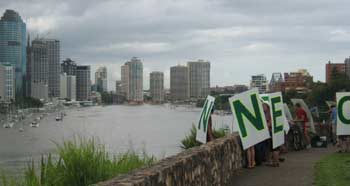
180 124 229 150
1 138 155 186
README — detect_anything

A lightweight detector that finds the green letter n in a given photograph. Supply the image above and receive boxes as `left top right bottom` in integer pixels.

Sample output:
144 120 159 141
232 94 265 138
271 96 283 134
198 99 213 132
338 96 350 125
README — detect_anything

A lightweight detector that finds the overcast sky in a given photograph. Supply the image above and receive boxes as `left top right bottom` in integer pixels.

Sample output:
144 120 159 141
2 0 350 90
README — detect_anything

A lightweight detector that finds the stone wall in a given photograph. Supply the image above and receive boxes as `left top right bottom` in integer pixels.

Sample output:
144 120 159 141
95 134 243 186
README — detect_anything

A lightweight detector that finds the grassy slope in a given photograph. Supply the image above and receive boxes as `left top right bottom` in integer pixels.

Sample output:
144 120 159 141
314 153 350 186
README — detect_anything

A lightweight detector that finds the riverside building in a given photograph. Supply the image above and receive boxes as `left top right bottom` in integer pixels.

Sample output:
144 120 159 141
0 10 26 96
150 71 164 103
121 57 143 103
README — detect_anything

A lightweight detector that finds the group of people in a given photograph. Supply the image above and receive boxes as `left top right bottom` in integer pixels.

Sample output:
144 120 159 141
206 99 350 169
206 101 314 169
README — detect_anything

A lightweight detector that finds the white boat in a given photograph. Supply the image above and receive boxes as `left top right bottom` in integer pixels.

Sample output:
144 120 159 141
55 115 62 121
30 121 39 128
19 127 24 132
3 122 14 128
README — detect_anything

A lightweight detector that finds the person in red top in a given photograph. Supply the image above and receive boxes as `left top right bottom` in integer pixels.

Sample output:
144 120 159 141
294 103 311 148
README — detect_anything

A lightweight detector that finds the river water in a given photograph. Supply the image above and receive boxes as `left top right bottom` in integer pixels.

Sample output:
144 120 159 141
0 104 232 175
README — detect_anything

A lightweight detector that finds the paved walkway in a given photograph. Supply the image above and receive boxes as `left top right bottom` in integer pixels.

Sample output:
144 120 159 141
230 147 335 186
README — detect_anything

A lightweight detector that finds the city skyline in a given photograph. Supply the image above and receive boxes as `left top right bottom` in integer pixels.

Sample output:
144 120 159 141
2 1 350 90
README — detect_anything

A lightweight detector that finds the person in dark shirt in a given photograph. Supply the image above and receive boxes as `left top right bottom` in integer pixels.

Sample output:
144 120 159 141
206 108 214 142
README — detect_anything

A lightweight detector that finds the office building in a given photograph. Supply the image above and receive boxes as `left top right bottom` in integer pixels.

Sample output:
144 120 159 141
325 60 346 83
31 82 48 100
188 60 210 99
115 80 123 95
150 71 164 103
60 73 76 101
284 69 313 93
95 66 107 92
250 74 268 94
170 65 189 101
27 38 60 98
121 57 143 103
61 58 77 75
76 65 91 101
0 64 15 101
0 10 26 96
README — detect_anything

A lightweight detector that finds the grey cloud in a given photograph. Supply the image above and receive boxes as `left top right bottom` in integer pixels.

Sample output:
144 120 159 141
2 0 350 90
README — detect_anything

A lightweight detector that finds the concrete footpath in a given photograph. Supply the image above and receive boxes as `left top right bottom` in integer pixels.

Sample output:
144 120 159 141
230 147 335 186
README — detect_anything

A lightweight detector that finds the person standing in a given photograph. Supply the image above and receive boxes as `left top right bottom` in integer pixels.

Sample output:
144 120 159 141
329 105 337 145
294 103 311 149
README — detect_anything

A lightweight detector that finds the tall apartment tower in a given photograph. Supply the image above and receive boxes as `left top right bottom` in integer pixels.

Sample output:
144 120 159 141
76 65 91 101
44 39 60 97
27 38 60 98
170 65 189 101
250 74 268 94
61 58 77 75
188 60 210 99
27 39 48 99
344 57 350 79
121 57 143 103
95 66 107 92
150 71 164 103
0 10 26 96
60 73 76 101
0 64 15 101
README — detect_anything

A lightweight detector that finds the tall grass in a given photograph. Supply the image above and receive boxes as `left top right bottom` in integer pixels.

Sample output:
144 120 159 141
1 138 155 186
180 124 229 149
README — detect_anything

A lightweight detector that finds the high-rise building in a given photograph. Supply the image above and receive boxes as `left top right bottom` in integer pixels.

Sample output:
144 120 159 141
150 71 164 103
121 57 143 103
343 57 350 79
95 66 107 92
325 60 346 83
27 38 60 98
188 60 210 99
44 39 60 97
250 74 268 94
115 80 123 95
76 65 91 101
0 10 26 96
31 82 48 100
61 58 77 76
0 64 15 101
28 39 48 85
170 65 189 101
60 73 76 101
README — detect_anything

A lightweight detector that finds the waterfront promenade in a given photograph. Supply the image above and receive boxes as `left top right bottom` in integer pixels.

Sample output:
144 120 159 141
230 147 335 186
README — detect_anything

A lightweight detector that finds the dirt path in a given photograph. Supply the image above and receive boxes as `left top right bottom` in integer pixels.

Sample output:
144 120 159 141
230 147 335 186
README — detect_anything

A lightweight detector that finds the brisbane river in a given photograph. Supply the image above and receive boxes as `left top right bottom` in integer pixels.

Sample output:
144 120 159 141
0 104 231 175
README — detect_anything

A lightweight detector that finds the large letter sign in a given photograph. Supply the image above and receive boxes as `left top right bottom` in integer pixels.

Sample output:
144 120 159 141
196 95 215 143
336 92 350 135
269 92 287 149
229 88 270 150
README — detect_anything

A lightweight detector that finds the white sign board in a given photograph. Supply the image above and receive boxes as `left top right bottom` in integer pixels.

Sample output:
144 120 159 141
283 103 291 134
196 95 215 143
269 92 287 149
291 99 315 133
336 92 350 135
229 88 270 150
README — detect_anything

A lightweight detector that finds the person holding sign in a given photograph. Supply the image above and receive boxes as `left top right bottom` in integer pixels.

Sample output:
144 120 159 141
263 102 280 167
294 103 311 149
206 108 214 142
336 93 350 152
